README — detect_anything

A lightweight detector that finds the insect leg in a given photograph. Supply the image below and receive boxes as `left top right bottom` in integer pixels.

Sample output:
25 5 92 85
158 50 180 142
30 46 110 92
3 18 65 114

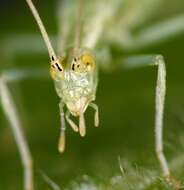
121 54 182 189
117 14 184 51
0 75 34 190
1 34 54 59
89 102 99 127
65 111 79 132
1 68 48 82
0 67 50 189
39 170 61 190
58 102 66 153
56 0 75 54
123 55 168 175
79 113 86 137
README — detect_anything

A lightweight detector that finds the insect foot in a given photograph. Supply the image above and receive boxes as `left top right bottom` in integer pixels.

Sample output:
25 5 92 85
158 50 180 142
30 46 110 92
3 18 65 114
166 175 183 190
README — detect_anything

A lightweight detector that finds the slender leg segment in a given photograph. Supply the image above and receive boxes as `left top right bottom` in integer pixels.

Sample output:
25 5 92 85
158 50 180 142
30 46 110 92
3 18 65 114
39 170 61 190
79 113 86 137
0 76 33 190
155 60 169 176
65 111 78 132
115 14 184 52
89 103 99 127
58 102 66 153
122 55 178 183
122 55 182 188
1 34 51 63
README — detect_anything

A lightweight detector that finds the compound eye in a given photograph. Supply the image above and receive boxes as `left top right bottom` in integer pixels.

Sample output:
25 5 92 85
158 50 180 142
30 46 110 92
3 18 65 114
81 54 95 71
71 54 95 73
50 56 64 80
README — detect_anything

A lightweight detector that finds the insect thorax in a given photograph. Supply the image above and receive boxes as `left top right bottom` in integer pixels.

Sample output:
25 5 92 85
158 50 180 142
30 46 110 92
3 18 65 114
50 48 98 116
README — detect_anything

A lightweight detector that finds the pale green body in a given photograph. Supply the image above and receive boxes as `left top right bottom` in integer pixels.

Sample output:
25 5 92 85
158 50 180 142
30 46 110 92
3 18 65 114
54 67 98 116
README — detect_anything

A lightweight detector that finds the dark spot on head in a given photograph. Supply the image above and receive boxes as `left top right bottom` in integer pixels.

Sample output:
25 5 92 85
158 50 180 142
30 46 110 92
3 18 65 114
74 57 77 62
55 63 62 71
51 56 55 61
86 62 90 66
72 64 75 71
77 64 80 68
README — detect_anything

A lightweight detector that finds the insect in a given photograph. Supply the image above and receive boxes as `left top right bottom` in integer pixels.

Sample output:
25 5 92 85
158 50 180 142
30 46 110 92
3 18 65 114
0 0 184 189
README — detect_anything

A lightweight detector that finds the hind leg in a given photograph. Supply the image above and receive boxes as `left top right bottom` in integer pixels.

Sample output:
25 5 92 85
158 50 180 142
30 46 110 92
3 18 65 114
120 55 182 189
0 69 40 190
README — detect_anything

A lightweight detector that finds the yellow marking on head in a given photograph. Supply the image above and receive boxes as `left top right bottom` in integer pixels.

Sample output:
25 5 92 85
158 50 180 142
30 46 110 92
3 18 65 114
50 60 64 80
81 54 95 71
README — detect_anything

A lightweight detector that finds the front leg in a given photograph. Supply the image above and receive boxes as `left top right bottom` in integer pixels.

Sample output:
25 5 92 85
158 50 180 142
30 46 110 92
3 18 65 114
1 34 50 57
120 55 181 189
0 73 34 190
0 68 50 190
58 102 66 153
89 102 99 127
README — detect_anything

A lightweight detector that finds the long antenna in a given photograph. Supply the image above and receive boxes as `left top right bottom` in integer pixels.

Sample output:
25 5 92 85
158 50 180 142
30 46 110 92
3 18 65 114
25 0 58 61
74 0 84 48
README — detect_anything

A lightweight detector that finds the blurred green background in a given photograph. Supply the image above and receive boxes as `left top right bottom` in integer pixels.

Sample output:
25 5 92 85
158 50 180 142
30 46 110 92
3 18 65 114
0 0 184 189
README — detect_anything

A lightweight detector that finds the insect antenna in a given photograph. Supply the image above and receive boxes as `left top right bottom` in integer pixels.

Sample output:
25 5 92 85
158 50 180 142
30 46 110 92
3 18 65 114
74 0 84 49
25 0 62 67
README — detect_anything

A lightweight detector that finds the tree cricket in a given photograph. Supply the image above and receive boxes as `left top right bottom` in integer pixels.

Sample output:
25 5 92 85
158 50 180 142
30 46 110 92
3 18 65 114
1 0 184 189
